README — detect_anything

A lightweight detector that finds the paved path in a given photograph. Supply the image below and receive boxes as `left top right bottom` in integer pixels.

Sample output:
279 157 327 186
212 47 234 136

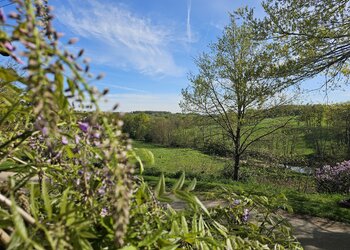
282 213 350 250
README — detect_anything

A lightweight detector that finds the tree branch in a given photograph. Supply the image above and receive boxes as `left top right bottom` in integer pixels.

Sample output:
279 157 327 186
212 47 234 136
0 193 35 225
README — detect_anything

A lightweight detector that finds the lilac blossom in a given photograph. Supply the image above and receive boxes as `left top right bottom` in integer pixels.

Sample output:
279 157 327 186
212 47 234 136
4 41 14 51
233 199 241 205
242 208 249 222
41 127 48 136
93 132 100 139
100 207 108 217
75 135 81 144
61 136 68 145
98 186 106 195
78 121 89 132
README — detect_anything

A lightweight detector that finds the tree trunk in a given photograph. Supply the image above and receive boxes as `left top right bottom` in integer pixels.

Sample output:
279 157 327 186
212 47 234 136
232 153 240 181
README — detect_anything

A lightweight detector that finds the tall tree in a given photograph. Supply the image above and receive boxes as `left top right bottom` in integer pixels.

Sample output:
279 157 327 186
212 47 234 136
181 11 292 180
255 0 350 86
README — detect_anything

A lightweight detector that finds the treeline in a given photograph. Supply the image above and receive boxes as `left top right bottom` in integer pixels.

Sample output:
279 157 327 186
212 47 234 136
122 104 350 166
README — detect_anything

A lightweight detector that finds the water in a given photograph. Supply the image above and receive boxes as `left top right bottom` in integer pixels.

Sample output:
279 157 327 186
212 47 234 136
288 166 313 174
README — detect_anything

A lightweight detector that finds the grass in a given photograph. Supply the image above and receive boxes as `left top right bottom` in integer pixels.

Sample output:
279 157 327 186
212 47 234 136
133 140 227 178
134 140 350 223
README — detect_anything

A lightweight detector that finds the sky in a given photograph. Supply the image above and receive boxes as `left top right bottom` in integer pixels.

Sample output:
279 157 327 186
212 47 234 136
4 0 350 112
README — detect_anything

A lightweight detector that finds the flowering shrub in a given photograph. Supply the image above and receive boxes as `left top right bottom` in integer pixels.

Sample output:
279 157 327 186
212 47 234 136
315 160 350 193
0 1 302 249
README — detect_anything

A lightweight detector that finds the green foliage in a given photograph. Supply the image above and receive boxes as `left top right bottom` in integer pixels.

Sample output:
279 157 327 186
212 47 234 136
0 1 303 249
253 0 350 85
126 175 302 249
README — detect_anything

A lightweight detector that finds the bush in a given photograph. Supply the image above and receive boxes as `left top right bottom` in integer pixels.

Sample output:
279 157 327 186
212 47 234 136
316 160 350 193
201 140 231 157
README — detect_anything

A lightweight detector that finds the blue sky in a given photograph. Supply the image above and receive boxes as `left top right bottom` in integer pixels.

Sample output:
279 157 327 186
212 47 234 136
5 0 349 112
50 0 265 112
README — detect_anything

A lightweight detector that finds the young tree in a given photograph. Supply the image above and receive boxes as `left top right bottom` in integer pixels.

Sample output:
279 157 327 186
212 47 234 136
181 11 292 180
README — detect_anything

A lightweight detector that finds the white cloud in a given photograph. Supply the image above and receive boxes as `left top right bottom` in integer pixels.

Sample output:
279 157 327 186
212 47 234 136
99 93 182 113
55 0 184 76
187 0 192 43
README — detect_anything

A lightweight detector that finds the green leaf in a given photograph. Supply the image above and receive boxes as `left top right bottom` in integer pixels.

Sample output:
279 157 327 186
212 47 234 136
155 173 166 198
67 78 76 95
135 155 144 174
0 67 19 83
172 172 185 191
226 238 233 250
59 188 70 216
192 214 198 233
212 221 228 238
138 229 163 247
160 245 180 250
10 195 27 239
181 215 189 234
30 183 38 221
64 146 75 159
193 196 210 216
119 246 137 250
42 179 52 220
170 220 180 235
186 178 197 192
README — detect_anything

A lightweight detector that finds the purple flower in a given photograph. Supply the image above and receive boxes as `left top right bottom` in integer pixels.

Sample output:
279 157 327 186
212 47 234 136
75 135 81 144
85 171 91 181
78 122 89 132
93 132 100 139
98 186 106 195
242 209 249 222
61 136 68 145
0 8 5 23
233 199 241 205
41 127 48 136
4 41 14 52
100 207 108 217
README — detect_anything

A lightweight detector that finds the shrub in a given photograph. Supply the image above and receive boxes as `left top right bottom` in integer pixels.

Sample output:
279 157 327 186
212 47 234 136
316 160 350 193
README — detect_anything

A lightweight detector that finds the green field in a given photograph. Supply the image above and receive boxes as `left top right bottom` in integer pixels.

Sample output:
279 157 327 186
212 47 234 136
134 140 350 223
133 140 227 178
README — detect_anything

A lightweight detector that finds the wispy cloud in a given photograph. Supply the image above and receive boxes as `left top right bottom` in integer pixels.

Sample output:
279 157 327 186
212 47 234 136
95 82 149 93
99 93 182 113
186 0 192 43
55 0 184 76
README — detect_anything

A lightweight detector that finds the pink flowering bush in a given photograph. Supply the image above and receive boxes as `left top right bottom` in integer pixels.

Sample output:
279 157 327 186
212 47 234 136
316 160 350 193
